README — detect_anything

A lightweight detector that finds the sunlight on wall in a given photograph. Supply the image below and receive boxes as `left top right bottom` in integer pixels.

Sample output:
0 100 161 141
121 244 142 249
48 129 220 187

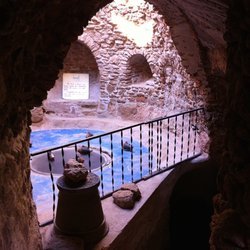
111 13 154 47
114 0 145 7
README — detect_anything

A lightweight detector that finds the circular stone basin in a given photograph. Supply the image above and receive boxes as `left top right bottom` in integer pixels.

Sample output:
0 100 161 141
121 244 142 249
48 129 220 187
30 147 110 175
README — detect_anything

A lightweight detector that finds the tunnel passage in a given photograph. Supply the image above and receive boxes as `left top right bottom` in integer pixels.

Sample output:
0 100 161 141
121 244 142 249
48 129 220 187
169 159 219 250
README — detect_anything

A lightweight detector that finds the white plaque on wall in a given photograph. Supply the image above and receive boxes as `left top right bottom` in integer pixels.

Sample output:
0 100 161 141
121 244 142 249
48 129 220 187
62 73 89 100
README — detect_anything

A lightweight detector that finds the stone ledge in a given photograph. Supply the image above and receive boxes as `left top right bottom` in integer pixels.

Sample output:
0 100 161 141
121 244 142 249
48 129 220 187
41 154 209 250
93 154 210 250
93 171 171 250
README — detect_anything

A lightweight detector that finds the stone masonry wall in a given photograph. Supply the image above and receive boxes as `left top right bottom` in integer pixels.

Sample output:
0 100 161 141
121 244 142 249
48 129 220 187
80 0 204 120
45 0 205 121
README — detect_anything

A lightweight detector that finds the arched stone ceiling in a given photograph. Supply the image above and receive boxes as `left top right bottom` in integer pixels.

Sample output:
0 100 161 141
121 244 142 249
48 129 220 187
147 0 228 48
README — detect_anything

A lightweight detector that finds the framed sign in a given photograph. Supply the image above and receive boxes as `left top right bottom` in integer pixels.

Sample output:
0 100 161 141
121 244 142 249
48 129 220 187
62 73 89 100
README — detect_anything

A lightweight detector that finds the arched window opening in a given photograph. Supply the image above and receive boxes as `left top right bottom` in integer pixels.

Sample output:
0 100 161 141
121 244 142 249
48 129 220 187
128 54 153 85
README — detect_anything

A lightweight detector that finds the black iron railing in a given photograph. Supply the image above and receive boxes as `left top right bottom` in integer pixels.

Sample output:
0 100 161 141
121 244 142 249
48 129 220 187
30 107 204 225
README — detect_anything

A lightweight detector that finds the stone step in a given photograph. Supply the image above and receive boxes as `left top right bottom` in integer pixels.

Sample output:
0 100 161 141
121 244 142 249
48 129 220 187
43 101 98 117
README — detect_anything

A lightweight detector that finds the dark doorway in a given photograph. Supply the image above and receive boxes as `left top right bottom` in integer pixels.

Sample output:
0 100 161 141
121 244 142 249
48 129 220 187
169 159 218 250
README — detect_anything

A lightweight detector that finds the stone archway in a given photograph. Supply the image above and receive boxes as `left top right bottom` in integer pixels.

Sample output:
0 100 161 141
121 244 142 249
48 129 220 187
0 0 238 249
43 41 100 117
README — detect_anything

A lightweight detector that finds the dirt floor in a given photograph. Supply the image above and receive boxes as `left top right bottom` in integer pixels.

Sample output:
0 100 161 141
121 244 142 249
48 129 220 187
31 113 136 132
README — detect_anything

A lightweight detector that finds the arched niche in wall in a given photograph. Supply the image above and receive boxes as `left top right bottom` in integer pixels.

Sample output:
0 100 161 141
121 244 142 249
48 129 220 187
127 54 153 85
63 41 100 101
43 41 100 116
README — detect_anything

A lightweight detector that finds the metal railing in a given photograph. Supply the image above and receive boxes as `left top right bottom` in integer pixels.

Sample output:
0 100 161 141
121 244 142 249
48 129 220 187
30 107 204 225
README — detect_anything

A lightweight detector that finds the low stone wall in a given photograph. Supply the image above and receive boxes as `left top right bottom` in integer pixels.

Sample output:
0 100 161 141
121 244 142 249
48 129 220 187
93 155 217 250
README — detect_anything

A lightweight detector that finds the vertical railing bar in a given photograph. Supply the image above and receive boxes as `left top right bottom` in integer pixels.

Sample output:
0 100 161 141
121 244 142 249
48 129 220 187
121 130 124 184
150 122 154 174
87 140 91 172
173 116 178 164
166 118 170 168
139 124 143 179
180 114 185 161
156 121 159 171
159 120 163 169
187 112 192 157
130 127 133 182
74 143 78 161
47 152 56 222
61 147 65 168
148 123 151 175
193 110 198 155
99 137 104 196
110 133 114 192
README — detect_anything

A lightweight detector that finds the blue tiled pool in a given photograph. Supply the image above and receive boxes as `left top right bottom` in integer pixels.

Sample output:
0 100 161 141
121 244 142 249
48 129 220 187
30 128 150 223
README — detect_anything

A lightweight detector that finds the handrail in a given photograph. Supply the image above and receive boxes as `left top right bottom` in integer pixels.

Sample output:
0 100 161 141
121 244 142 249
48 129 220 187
30 107 205 227
30 107 204 156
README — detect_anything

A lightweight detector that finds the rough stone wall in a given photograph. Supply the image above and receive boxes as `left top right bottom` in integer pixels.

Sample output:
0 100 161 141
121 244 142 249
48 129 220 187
0 118 42 250
210 1 250 249
0 0 110 249
44 0 213 123
161 0 228 158
75 0 205 120
2 0 247 249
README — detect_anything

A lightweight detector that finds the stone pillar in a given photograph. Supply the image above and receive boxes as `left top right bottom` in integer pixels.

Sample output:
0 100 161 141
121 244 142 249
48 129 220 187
54 173 108 244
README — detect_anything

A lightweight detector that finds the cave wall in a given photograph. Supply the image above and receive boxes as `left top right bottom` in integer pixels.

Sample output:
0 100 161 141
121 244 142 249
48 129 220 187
210 1 250 249
2 0 250 249
0 0 109 249
0 119 42 249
